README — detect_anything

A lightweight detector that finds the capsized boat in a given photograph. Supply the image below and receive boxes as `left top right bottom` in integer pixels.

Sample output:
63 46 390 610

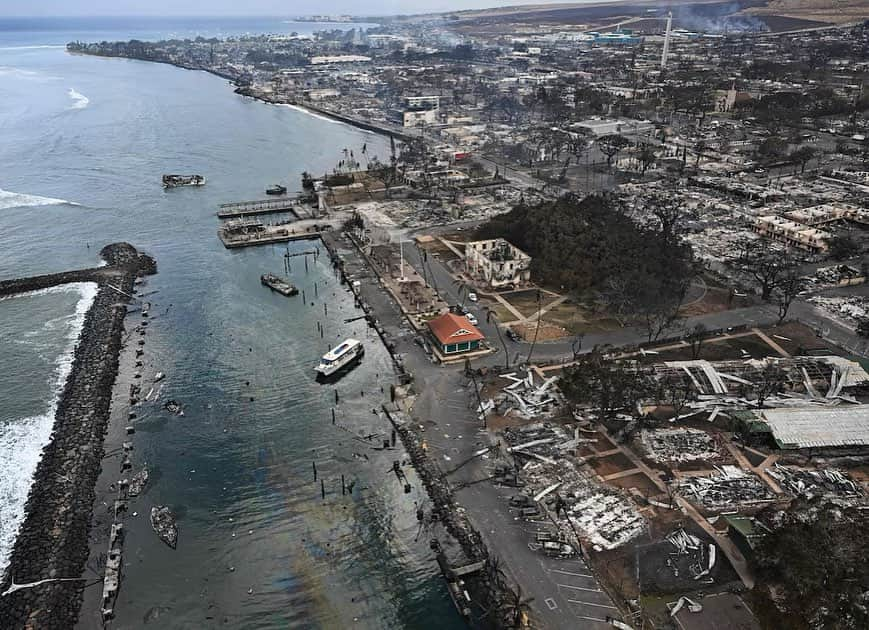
150 506 178 549
316 338 364 377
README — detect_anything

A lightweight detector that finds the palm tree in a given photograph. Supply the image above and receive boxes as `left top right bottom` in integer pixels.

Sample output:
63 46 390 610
499 582 534 628
453 278 472 310
486 307 510 369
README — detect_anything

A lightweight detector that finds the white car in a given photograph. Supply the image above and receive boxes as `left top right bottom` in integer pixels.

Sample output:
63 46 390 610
468 292 478 302
466 313 478 326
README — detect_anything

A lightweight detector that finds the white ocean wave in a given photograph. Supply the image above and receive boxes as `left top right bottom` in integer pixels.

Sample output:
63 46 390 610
0 65 39 77
0 282 98 572
0 187 78 211
279 103 342 125
68 88 89 110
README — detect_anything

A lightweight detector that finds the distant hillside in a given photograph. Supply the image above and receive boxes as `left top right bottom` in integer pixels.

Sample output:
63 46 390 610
745 0 869 26
384 0 865 32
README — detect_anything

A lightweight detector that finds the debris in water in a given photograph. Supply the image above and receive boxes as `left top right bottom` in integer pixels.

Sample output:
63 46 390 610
163 400 183 415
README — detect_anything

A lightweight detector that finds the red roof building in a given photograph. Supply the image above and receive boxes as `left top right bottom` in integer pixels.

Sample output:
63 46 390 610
427 312 485 355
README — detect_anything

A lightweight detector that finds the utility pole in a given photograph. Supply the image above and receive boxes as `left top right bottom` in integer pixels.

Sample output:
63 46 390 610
399 238 406 281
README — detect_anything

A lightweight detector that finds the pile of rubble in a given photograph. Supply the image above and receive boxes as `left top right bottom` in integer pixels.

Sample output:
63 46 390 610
479 371 562 421
503 422 581 463
665 527 717 582
503 424 646 550
652 356 866 412
640 428 721 464
803 264 863 290
808 295 869 324
678 465 777 510
767 464 863 500
566 485 647 550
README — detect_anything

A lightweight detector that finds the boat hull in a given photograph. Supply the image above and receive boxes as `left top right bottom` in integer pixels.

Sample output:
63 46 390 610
315 345 364 380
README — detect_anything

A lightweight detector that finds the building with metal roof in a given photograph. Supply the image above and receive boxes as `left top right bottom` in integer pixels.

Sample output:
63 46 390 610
759 405 869 449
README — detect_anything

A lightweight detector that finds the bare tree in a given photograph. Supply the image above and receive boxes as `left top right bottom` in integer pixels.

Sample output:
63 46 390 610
638 143 656 174
734 240 798 301
753 361 788 408
774 269 804 324
687 323 707 359
598 134 630 169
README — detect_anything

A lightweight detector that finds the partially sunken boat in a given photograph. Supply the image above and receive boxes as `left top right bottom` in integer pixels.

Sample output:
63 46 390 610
261 273 298 296
128 467 149 497
162 174 205 188
150 506 178 549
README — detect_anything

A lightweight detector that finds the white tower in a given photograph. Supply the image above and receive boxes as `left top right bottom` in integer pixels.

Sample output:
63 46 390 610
661 12 673 70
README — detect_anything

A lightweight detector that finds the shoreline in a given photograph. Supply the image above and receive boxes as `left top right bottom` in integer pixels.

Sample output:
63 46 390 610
0 243 156 629
322 231 505 625
67 49 415 143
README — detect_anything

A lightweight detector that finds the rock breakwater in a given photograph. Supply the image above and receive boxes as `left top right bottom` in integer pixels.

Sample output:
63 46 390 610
0 243 155 629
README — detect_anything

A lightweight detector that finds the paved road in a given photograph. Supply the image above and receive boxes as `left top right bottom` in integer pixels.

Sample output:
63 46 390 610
458 480 618 630
336 239 623 628
337 232 869 629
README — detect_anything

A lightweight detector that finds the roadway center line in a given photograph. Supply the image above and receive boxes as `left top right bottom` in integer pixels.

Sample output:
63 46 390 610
566 599 618 610
552 569 594 578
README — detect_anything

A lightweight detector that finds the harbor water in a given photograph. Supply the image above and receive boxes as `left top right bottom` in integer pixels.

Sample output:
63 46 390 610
0 17 462 629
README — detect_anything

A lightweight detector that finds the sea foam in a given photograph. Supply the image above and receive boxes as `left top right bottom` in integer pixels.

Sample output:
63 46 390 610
0 282 98 572
68 88 89 109
0 187 78 211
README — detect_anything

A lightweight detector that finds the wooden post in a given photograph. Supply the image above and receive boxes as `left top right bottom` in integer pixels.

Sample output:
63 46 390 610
313 461 317 481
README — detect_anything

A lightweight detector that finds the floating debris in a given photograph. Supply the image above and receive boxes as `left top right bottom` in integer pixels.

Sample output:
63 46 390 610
150 506 178 549
163 400 183 415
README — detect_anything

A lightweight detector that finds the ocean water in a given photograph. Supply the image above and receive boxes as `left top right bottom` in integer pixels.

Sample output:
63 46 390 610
0 283 97 571
0 17 461 629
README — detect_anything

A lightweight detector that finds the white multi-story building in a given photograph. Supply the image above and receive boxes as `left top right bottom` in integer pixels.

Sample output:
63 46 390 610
465 239 532 288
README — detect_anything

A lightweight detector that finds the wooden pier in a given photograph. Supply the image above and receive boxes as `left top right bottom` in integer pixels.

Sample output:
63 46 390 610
218 227 324 249
217 197 305 219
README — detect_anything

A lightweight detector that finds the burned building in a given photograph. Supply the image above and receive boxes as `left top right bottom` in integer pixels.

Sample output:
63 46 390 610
465 238 531 289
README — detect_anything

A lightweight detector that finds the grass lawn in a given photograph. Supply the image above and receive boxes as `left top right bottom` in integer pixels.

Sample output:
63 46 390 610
544 299 623 335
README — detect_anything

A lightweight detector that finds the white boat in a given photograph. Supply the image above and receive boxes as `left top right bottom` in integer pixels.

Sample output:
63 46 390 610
316 338 364 377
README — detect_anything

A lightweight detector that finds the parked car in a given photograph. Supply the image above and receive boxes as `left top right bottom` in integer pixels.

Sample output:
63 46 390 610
468 292 478 302
509 495 533 508
466 313 478 326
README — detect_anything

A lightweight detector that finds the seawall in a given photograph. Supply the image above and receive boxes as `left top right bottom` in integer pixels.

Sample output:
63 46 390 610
0 243 156 629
